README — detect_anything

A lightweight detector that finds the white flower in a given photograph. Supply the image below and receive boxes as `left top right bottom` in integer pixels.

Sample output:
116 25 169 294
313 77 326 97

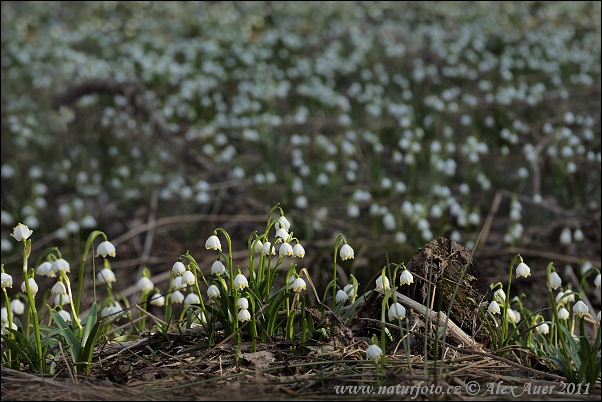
51 282 67 295
238 309 251 321
488 301 501 314
211 260 226 275
149 293 165 307
399 270 414 285
2 321 18 335
207 285 220 298
58 310 72 324
274 228 289 243
365 344 382 360
1 272 13 289
54 294 70 306
1 307 7 323
493 289 506 303
171 290 185 304
595 274 601 289
10 299 25 315
137 277 154 292
388 302 406 321
251 239 263 253
548 272 562 290
181 270 196 286
555 291 565 304
564 291 575 303
97 268 116 284
262 241 276 256
50 258 70 275
172 261 186 276
336 289 349 303
516 262 531 278
597 311 601 323
96 241 116 257
184 293 200 306
275 216 291 231
101 301 123 318
536 322 549 334
506 309 518 323
340 244 355 261
10 223 33 241
573 300 588 317
234 274 248 291
237 297 249 310
375 275 390 291
558 307 569 320
36 261 52 276
279 242 293 257
343 284 355 298
559 228 572 246
573 229 584 242
171 276 186 290
205 235 222 251
292 277 306 293
293 243 305 258
21 278 38 296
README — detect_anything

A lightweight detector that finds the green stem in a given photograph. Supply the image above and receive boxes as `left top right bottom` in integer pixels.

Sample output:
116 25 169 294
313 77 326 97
76 230 107 316
22 239 44 373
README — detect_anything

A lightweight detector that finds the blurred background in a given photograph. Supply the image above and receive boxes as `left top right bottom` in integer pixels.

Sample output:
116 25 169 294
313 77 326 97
1 2 600 312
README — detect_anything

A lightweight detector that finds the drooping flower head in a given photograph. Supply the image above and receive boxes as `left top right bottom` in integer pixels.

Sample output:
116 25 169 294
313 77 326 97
365 344 382 361
516 262 531 278
388 302 406 321
399 270 414 285
21 278 38 297
97 268 117 284
137 277 154 292
340 243 355 261
375 275 390 291
488 300 501 314
205 234 222 251
293 243 305 258
234 274 249 291
211 260 226 275
535 322 549 334
336 289 349 303
238 309 251 321
292 277 306 293
237 297 249 310
279 242 293 257
573 300 589 317
1 273 13 289
96 241 116 258
172 261 186 276
207 284 220 298
548 272 562 290
50 258 70 276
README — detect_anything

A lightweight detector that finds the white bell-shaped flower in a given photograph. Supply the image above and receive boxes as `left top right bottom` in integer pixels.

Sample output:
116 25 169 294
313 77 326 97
1 273 13 289
279 242 293 257
548 272 562 290
262 241 276 256
96 241 116 257
51 281 67 295
211 260 226 275
50 258 70 276
171 290 185 304
488 300 501 314
516 262 531 278
184 293 200 306
340 244 355 261
388 302 406 321
292 277 306 293
181 270 196 286
238 309 251 322
97 268 116 284
558 307 569 320
399 270 414 285
172 261 186 276
207 285 220 298
375 275 390 291
336 289 349 303
365 344 382 360
149 293 165 307
137 277 154 292
21 278 38 296
293 243 305 258
10 299 25 315
205 235 222 251
536 322 549 334
36 261 52 277
573 300 589 317
237 297 249 310
234 274 249 291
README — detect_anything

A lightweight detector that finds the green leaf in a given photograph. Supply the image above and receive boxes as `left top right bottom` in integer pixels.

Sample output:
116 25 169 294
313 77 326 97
50 309 81 363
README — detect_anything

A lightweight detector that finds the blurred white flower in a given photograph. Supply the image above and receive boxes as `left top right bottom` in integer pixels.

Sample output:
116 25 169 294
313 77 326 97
365 344 382 360
388 303 406 321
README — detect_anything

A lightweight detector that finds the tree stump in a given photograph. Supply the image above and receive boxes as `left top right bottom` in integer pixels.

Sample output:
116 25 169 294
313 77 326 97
401 237 491 345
